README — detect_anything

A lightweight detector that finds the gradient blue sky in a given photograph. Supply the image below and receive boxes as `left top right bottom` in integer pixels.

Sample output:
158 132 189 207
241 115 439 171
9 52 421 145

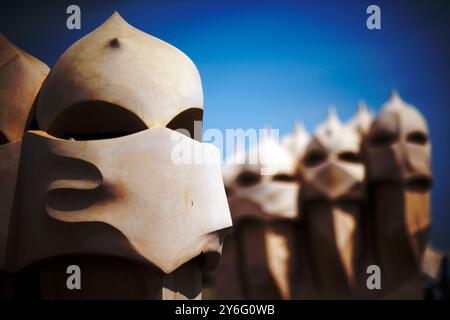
1 0 449 248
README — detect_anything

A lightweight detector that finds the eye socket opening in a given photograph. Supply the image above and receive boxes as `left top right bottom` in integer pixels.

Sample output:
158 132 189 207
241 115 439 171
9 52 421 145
166 108 203 142
303 150 326 167
405 175 433 192
406 131 428 145
47 101 148 140
272 173 296 182
236 171 261 187
338 151 361 163
0 131 9 145
369 131 397 147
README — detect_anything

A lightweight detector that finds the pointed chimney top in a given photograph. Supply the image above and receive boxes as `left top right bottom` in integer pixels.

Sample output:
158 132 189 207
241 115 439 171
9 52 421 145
348 100 373 134
323 106 341 133
383 89 410 112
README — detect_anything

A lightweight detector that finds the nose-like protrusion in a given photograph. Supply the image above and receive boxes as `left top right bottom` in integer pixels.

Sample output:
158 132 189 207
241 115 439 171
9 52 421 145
200 227 232 271
401 142 432 191
309 162 361 201
317 162 347 187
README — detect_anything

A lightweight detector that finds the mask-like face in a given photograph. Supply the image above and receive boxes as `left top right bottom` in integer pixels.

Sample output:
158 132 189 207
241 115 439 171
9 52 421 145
6 13 232 276
301 109 365 202
0 34 49 269
8 128 231 274
366 92 432 190
229 135 299 220
365 92 432 285
219 134 300 299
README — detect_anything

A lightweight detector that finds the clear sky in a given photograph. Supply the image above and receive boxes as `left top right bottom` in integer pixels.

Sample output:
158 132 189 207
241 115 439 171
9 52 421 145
1 0 449 249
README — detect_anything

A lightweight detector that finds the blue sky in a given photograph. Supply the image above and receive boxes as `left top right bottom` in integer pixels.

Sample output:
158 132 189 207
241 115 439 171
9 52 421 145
1 0 449 248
